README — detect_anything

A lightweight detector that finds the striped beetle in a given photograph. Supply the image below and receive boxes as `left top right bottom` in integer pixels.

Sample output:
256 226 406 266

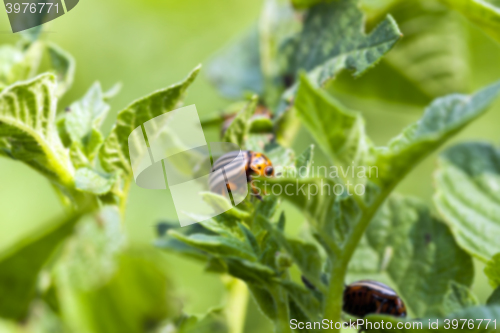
208 150 274 199
343 280 407 318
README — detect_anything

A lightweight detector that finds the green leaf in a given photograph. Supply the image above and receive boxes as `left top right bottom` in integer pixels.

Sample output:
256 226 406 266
155 222 211 261
0 301 65 332
248 285 277 320
65 82 110 144
438 0 500 44
74 167 117 195
280 281 322 321
295 74 372 184
55 207 177 332
169 231 256 262
487 287 500 305
269 78 500 255
375 80 500 187
245 135 296 171
102 82 122 100
100 65 200 177
254 140 295 170
198 218 236 238
57 249 178 333
155 237 207 262
258 214 324 291
205 257 228 273
0 74 74 188
253 176 338 230
384 2 469 98
0 41 73 97
245 134 270 153
442 281 479 315
46 42 75 98
253 175 351 263
268 147 296 172
288 0 402 87
291 0 329 9
255 194 280 222
330 59 431 107
434 143 500 262
200 192 251 221
294 76 500 210
485 253 500 288
350 196 474 317
63 82 116 166
249 116 274 134
207 27 263 99
294 145 314 178
68 128 103 167
176 309 228 333
285 239 323 287
238 222 260 255
0 211 84 320
258 0 301 106
332 1 470 105
0 42 43 89
225 258 277 284
56 207 125 291
222 97 257 148
288 300 319 333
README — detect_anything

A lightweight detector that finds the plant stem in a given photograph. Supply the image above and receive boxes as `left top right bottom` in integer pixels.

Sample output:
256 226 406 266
118 179 131 219
224 277 249 333
324 256 347 332
323 187 394 331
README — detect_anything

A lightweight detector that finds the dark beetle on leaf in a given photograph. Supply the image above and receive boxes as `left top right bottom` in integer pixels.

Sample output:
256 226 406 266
343 280 407 318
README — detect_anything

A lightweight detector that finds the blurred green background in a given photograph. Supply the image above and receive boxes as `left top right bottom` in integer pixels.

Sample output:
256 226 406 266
0 0 499 331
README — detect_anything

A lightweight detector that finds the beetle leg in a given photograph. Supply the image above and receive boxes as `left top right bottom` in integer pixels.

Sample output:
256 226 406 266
249 179 263 200
252 191 263 201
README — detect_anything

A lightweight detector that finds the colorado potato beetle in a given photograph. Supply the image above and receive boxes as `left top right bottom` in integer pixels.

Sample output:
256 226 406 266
343 280 407 318
208 150 274 199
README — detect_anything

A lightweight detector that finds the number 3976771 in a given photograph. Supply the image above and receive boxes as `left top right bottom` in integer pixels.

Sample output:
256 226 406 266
5 2 59 14
443 319 496 330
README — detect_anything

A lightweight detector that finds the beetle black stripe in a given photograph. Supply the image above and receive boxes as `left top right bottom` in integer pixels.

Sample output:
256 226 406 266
212 151 243 171
208 166 245 188
349 280 397 296
343 280 406 319
208 171 226 187
209 151 248 193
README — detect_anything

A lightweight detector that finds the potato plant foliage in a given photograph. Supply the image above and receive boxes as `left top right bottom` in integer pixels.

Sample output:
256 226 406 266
0 0 500 333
